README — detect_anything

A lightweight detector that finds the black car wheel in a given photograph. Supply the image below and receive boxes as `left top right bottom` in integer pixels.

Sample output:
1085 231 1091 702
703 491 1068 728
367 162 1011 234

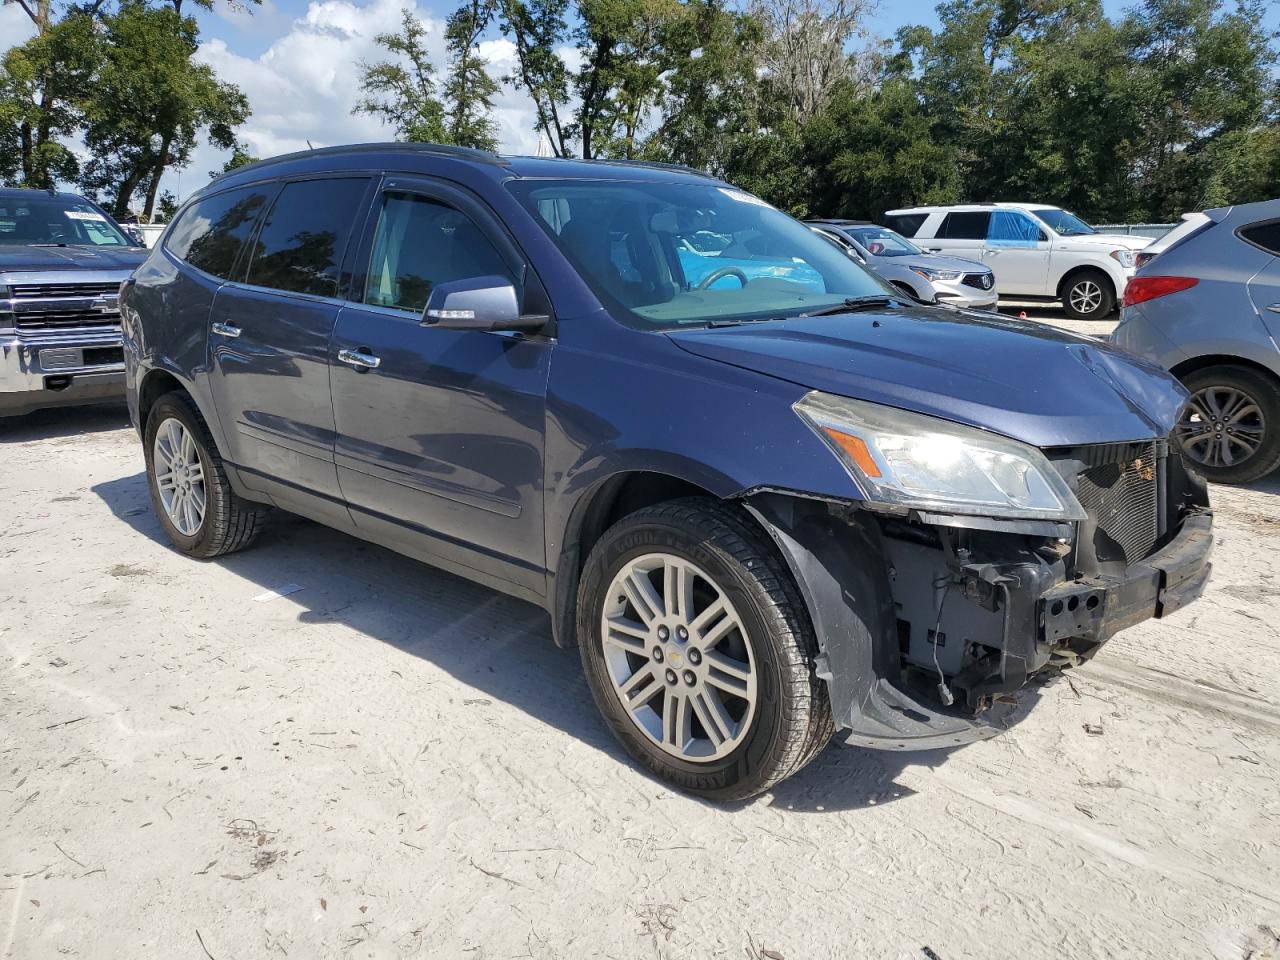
1061 270 1115 320
1177 365 1280 484
144 391 267 557
577 498 833 801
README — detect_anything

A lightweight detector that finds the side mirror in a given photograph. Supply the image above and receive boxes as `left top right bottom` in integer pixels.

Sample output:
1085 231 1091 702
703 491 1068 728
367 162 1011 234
421 275 546 332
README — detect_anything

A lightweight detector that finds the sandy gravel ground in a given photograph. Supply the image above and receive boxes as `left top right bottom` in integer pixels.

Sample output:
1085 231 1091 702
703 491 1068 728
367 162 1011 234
3 392 1279 960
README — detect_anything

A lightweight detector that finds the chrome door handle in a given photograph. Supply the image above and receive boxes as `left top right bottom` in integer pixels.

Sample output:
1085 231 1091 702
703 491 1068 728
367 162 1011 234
1267 303 1280 314
211 321 241 338
337 348 381 370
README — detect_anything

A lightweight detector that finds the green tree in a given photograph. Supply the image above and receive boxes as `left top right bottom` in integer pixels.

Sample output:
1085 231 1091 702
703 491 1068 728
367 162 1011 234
496 0 573 154
354 9 448 142
78 1 250 220
444 0 501 149
211 140 259 178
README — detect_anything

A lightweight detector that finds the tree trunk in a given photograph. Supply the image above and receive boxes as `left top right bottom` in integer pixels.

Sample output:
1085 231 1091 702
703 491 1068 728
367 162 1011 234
142 133 172 222
19 121 34 185
113 165 146 219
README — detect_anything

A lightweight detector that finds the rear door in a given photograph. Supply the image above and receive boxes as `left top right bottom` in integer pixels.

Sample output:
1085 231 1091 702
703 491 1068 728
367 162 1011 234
329 177 553 595
925 210 990 259
208 176 373 509
983 209 1051 296
1242 220 1280 342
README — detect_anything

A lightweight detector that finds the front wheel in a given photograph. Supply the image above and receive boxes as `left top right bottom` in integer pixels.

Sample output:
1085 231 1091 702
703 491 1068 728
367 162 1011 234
1061 270 1115 320
576 499 833 801
1177 365 1280 484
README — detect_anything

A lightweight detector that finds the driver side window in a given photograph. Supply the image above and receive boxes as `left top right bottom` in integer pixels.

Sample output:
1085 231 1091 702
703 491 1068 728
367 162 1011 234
363 193 513 314
988 211 1046 246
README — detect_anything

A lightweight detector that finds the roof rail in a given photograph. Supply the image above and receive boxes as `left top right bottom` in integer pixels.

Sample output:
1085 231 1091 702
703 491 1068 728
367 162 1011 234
215 141 510 183
573 157 721 181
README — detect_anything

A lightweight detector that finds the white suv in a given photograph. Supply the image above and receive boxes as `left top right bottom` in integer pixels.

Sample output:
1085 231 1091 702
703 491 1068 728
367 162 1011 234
882 203 1151 320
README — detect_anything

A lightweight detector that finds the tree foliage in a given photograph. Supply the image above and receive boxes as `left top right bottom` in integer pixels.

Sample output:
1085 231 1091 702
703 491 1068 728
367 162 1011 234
354 8 448 143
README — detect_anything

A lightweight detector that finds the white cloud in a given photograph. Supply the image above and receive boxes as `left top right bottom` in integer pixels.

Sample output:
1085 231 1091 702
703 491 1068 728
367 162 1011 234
172 0 547 201
0 4 36 49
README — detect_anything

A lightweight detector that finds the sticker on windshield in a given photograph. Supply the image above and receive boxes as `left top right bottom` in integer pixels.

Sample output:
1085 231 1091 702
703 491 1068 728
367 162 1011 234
65 210 107 222
717 188 774 209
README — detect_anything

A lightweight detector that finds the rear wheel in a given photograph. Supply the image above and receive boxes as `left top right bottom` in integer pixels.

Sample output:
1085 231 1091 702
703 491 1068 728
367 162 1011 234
577 499 833 801
1176 365 1280 484
1061 270 1115 320
144 391 267 557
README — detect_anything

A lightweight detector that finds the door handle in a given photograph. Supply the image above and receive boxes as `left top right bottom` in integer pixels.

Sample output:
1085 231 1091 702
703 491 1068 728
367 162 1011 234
212 321 241 338
337 348 381 370
1267 303 1280 314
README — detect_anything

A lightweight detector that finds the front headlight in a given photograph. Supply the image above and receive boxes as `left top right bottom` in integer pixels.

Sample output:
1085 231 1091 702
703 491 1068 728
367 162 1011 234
1110 249 1136 269
793 392 1086 521
910 265 963 282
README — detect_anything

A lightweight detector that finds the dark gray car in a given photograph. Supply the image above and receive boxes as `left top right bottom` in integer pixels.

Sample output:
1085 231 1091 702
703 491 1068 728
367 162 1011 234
1113 199 1280 483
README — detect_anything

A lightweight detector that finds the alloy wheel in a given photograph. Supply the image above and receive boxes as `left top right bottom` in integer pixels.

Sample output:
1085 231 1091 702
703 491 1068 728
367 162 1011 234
600 553 757 762
1178 385 1266 469
153 417 207 536
1068 279 1103 316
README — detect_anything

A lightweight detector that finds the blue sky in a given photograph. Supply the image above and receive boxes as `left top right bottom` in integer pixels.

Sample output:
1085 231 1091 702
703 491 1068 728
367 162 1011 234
1 0 1276 206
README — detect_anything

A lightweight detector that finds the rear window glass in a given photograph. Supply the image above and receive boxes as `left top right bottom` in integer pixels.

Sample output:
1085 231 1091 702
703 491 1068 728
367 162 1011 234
1239 220 1280 256
166 186 272 279
245 179 370 297
939 211 991 240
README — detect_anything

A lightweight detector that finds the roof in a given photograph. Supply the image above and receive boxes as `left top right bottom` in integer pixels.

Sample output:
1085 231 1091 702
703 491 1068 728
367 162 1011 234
884 202 1063 215
806 218 873 226
210 142 721 195
0 186 84 200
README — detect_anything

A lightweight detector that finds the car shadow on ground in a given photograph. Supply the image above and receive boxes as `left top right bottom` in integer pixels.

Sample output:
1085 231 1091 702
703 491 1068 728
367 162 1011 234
0 403 130 443
90 470 1046 813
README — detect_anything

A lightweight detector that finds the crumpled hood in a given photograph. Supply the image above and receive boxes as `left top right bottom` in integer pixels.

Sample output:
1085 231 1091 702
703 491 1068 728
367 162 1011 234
0 244 147 273
668 306 1188 448
1056 233 1151 252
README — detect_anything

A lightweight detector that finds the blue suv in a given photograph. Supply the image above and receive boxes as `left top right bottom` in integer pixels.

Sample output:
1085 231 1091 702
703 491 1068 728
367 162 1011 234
122 144 1213 800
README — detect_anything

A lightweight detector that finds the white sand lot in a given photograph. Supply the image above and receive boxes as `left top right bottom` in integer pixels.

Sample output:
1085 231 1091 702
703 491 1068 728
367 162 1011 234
3 402 1279 960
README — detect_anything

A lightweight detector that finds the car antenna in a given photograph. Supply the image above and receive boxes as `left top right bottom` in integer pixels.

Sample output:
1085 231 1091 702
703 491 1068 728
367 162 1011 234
306 140 315 151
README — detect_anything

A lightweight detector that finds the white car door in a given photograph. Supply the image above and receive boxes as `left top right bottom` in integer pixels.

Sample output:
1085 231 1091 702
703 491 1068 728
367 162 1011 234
983 210 1052 296
922 211 989 262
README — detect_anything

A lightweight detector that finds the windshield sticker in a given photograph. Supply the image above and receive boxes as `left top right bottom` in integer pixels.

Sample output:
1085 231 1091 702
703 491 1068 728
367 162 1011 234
65 210 107 222
717 188 774 209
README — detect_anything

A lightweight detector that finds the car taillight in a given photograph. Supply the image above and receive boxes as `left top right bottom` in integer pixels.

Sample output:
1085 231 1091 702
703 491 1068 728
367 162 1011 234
1122 276 1198 308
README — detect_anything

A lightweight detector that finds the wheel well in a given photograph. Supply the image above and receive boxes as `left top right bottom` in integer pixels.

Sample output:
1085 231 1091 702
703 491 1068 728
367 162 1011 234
1169 354 1280 385
550 471 725 648
1057 265 1114 302
138 370 186 430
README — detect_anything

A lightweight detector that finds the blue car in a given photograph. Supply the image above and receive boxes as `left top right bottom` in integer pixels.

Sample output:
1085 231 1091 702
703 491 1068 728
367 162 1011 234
121 144 1212 800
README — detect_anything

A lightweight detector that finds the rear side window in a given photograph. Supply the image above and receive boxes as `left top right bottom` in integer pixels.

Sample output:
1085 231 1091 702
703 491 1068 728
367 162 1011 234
245 178 369 297
939 211 991 240
1239 220 1280 256
165 186 270 278
883 213 927 237
363 193 513 313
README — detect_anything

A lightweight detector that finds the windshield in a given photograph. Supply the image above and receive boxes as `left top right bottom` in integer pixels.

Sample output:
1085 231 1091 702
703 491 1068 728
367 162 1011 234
507 179 894 329
1034 208 1096 238
844 225 923 257
0 195 133 247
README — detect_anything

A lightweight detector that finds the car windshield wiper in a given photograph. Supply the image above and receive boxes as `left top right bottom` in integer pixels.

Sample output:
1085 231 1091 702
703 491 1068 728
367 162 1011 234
30 242 70 247
800 295 896 317
705 315 788 329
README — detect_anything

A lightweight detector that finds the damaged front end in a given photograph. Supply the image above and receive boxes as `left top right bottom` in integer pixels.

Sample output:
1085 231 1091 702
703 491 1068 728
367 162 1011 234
745 436 1212 751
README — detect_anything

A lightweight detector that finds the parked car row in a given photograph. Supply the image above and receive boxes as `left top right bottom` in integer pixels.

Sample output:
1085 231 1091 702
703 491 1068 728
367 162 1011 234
1 145 1273 799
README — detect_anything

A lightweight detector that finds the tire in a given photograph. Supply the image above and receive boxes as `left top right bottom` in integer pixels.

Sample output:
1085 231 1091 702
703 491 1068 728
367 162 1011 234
891 280 927 303
576 498 833 801
1060 269 1115 321
143 391 267 557
1177 365 1280 484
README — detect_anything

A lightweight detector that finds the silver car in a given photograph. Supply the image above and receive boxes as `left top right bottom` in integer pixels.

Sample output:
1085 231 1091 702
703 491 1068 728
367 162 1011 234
1112 198 1280 483
808 220 998 310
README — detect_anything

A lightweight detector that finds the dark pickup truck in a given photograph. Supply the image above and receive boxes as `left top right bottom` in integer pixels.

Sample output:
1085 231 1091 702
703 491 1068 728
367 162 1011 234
1 187 147 417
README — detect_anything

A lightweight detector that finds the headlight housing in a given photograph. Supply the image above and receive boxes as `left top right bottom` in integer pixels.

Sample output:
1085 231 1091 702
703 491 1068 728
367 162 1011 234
910 265 963 282
1110 249 1136 269
793 392 1086 521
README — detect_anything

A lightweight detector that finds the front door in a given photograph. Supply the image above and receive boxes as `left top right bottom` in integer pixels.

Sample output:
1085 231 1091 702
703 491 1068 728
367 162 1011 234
329 178 553 596
208 176 372 506
982 209 1051 296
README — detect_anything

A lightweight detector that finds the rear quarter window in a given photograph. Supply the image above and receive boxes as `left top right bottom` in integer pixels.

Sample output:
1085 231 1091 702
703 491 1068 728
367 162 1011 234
883 213 927 237
1238 220 1280 256
166 185 272 279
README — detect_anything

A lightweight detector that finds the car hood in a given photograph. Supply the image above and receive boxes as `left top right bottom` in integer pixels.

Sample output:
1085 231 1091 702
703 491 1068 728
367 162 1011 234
881 253 988 274
0 244 147 273
667 305 1187 447
1055 233 1151 252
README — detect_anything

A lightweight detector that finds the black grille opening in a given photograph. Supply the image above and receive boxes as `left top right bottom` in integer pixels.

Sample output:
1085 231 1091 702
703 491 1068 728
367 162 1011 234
82 346 124 366
15 310 121 330
10 282 120 298
1075 441 1161 564
961 273 993 290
